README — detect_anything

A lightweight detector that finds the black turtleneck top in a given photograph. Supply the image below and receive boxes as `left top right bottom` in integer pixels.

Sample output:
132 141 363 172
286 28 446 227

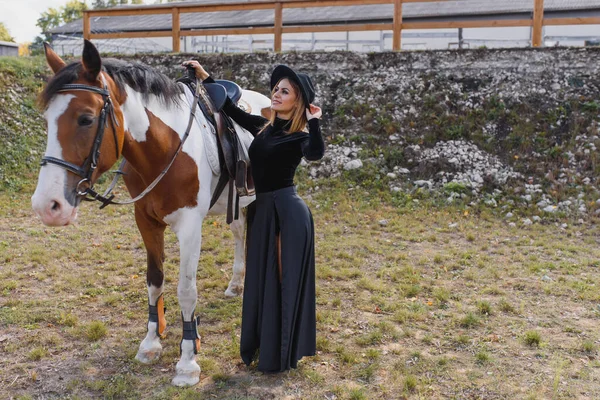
206 77 325 194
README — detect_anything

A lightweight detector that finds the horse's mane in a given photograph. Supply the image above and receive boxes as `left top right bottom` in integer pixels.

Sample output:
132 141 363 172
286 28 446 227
39 59 182 109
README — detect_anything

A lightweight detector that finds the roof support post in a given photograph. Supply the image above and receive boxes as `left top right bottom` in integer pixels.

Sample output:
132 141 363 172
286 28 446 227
274 1 283 52
393 0 403 51
172 7 181 52
83 11 91 40
532 0 544 47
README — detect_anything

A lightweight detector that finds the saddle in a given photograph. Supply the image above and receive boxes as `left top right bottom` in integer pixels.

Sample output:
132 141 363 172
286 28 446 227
177 72 255 224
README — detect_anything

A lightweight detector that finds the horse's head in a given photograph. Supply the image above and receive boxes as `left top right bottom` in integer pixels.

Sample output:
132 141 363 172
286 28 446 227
32 40 125 226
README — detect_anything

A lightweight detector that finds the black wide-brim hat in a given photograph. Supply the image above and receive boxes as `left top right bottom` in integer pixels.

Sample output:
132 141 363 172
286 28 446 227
270 64 315 109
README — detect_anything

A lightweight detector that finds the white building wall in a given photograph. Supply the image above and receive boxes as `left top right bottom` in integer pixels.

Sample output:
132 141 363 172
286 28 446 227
52 24 600 55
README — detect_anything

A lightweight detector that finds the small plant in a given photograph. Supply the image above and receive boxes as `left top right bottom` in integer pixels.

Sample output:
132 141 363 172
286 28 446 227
466 233 476 242
335 346 357 365
356 331 383 346
28 347 48 361
582 340 596 353
58 312 78 327
455 335 470 346
524 330 542 347
316 336 331 352
348 388 367 400
443 182 469 195
460 312 480 328
475 350 491 364
365 348 381 361
476 300 492 315
212 372 230 383
422 334 434 345
404 375 418 392
85 321 108 341
356 362 378 382
438 356 449 366
401 284 421 298
433 287 450 305
499 298 515 313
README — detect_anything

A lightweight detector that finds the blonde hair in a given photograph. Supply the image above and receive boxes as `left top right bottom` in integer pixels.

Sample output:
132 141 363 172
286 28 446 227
261 78 308 134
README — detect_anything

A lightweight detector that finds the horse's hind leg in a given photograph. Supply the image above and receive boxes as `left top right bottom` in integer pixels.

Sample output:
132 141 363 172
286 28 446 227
225 209 247 297
134 207 167 364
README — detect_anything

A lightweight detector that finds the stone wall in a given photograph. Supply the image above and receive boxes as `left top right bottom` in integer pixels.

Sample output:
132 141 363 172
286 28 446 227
113 48 600 216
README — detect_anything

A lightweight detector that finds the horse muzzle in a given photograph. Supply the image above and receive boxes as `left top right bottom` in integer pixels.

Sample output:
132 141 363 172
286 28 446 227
31 193 79 226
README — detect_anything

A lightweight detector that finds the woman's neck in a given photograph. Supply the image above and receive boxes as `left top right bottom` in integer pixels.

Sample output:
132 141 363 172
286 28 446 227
276 111 292 120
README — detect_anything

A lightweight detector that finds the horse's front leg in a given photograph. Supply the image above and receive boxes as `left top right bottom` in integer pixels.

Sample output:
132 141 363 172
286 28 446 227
224 210 247 297
167 208 204 387
134 207 167 364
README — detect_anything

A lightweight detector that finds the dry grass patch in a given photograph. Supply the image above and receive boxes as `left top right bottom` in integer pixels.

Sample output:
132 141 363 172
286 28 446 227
4 188 600 399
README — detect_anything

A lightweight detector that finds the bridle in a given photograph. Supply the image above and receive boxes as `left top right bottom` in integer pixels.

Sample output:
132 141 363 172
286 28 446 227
40 77 201 209
40 83 121 207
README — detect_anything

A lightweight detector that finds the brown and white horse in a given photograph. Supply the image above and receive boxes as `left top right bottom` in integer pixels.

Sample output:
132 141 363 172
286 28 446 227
31 40 269 386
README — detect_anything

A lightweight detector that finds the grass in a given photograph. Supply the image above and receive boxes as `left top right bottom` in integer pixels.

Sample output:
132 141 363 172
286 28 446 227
3 180 600 398
460 312 480 328
85 321 108 341
524 331 542 347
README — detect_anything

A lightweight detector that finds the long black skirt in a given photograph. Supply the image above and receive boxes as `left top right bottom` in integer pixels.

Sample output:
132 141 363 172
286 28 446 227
240 185 316 372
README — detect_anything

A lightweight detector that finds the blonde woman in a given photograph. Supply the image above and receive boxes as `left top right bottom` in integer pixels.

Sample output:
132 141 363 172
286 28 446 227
183 61 324 372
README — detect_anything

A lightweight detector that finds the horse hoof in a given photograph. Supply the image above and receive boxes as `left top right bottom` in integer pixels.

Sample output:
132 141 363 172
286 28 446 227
172 362 200 387
224 283 243 297
135 340 162 363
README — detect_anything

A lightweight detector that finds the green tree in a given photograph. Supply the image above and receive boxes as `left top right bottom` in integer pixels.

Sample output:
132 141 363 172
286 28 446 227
36 7 62 41
93 0 142 7
62 1 88 23
0 22 15 42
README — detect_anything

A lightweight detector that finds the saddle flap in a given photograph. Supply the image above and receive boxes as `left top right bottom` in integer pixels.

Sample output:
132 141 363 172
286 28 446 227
215 79 243 104
204 83 228 112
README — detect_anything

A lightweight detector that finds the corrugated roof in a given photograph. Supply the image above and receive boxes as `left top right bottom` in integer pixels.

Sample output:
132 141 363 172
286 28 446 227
50 0 600 35
0 40 19 47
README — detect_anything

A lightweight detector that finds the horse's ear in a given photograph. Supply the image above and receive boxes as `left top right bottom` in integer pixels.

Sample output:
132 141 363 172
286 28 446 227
44 42 66 74
82 39 102 81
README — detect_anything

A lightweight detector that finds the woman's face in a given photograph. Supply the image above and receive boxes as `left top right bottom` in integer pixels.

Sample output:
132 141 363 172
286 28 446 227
271 78 297 119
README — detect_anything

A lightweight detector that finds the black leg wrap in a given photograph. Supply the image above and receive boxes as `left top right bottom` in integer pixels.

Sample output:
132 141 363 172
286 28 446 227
180 312 200 355
148 305 159 322
148 294 166 338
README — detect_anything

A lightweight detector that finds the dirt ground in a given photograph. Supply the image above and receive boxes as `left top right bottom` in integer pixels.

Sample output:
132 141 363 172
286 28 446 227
2 188 600 399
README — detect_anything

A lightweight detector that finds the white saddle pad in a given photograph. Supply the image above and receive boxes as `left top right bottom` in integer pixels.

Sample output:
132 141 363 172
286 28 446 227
179 82 220 176
179 82 255 176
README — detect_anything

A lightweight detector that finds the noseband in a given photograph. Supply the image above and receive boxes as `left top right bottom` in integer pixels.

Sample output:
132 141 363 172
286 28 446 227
40 83 120 204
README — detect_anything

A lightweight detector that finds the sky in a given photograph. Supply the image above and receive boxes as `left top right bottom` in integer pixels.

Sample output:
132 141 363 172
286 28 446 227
0 0 82 43
0 0 154 43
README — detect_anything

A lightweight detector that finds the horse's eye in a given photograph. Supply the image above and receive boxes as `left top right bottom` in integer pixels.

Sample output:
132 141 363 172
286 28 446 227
78 115 94 127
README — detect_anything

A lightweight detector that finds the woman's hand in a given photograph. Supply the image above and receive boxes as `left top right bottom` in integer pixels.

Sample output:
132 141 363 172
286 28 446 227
181 60 209 80
306 104 322 120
